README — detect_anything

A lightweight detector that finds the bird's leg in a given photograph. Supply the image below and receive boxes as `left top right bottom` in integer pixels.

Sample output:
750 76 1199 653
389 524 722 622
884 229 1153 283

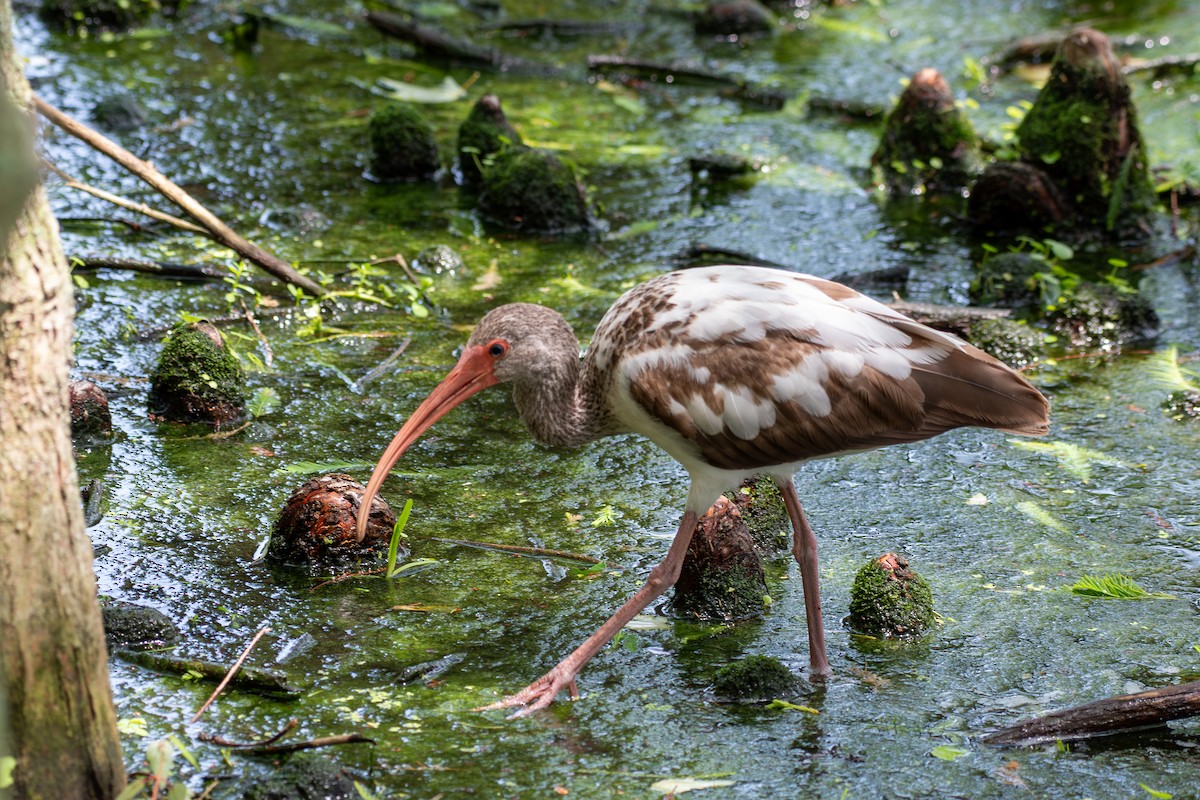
480 510 701 717
777 479 831 679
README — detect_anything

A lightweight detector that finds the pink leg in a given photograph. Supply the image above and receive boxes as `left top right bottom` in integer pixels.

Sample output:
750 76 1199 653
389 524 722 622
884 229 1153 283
480 510 701 717
777 479 830 678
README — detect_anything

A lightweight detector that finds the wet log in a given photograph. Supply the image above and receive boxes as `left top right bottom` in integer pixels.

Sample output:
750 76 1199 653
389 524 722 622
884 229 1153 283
586 54 788 109
70 256 231 281
365 11 550 74
984 680 1200 746
115 650 301 698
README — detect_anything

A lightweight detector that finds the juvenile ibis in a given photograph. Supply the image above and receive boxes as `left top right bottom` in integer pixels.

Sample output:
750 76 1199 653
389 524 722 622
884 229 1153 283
355 265 1049 714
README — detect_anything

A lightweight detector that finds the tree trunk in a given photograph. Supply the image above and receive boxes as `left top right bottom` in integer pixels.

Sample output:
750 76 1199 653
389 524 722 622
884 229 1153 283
0 3 126 797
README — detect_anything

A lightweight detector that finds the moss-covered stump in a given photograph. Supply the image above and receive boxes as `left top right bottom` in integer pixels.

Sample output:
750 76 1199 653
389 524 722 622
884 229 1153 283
970 251 1044 308
1048 282 1157 352
725 475 790 553
457 93 524 187
848 553 934 638
240 756 355 800
712 655 799 702
967 160 1070 232
871 68 981 196
368 102 441 182
1163 388 1200 421
1013 28 1156 235
147 321 246 426
478 148 591 234
100 598 181 651
695 1 775 37
69 379 112 443
39 0 168 32
267 473 399 575
964 317 1044 369
413 243 466 277
671 496 768 621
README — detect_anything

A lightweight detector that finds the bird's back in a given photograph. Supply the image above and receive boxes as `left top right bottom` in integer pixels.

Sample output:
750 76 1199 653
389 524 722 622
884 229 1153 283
584 265 1049 471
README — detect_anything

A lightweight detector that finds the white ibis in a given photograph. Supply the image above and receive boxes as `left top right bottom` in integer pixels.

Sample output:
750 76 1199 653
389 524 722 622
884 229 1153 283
355 264 1049 715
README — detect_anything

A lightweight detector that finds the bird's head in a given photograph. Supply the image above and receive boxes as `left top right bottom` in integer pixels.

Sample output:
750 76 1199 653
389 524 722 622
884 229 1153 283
354 303 575 541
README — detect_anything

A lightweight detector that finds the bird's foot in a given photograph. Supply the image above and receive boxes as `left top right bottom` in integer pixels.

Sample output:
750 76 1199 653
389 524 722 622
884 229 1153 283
476 665 580 718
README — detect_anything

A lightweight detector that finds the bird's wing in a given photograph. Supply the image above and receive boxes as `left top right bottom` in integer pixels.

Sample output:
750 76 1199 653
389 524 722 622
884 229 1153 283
611 267 1047 471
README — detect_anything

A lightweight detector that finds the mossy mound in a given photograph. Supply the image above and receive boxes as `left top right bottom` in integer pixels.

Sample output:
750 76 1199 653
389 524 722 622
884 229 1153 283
39 0 176 32
671 497 767 620
725 475 790 553
965 317 1044 369
368 102 441 182
695 0 775 37
1049 283 1157 352
1013 28 1157 235
967 160 1071 233
147 321 246 426
69 379 113 444
1163 388 1200 421
240 756 355 800
970 251 1044 309
413 243 466 277
712 655 799 702
478 148 591 233
848 553 934 638
872 68 981 196
457 93 524 187
101 599 180 651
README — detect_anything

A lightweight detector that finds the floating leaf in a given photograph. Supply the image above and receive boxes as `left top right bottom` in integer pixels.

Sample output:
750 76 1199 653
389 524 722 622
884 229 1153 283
376 75 467 104
1140 784 1173 799
0 756 15 789
765 699 819 714
259 12 349 38
965 492 989 506
1069 574 1172 600
392 603 461 613
1010 439 1128 482
247 386 281 418
650 776 736 794
930 745 969 761
1016 500 1068 533
281 460 374 475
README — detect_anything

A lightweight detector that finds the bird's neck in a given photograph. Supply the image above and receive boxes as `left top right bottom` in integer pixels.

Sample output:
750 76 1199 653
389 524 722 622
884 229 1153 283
512 355 604 449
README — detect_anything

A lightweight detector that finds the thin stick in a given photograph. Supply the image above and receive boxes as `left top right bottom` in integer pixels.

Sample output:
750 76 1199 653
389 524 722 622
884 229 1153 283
199 718 300 748
43 159 208 235
190 626 271 724
240 299 274 367
424 536 603 565
354 336 411 391
33 95 326 297
228 733 374 754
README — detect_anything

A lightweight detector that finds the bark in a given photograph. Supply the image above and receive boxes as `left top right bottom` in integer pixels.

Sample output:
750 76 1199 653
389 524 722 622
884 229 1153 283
0 3 126 797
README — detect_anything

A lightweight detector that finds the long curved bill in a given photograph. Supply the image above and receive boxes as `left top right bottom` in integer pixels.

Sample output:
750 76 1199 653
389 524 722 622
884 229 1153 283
355 344 498 541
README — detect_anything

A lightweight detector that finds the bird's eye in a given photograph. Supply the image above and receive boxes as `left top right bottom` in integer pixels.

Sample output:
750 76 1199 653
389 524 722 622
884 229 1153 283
487 340 509 358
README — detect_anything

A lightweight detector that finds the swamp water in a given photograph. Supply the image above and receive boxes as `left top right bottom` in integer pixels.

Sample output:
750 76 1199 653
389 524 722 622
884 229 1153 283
17 0 1200 796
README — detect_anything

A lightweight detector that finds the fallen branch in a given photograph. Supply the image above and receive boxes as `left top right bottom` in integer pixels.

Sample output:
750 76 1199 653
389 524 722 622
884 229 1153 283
70 256 230 281
218 733 374 755
586 54 788 109
43 159 208 235
200 718 299 748
984 680 1200 746
33 95 326 297
366 11 552 74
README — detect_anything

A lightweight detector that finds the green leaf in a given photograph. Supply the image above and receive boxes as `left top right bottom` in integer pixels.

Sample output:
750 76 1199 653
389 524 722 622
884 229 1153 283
281 460 375 475
168 734 198 768
650 776 737 794
387 499 414 579
1140 783 1173 799
259 12 349 38
1016 500 1068 533
1069 574 1172 600
388 557 440 577
117 716 150 737
1043 238 1073 260
765 699 820 714
0 756 15 789
930 745 969 761
115 776 150 800
375 75 467 104
247 387 281 418
355 779 381 800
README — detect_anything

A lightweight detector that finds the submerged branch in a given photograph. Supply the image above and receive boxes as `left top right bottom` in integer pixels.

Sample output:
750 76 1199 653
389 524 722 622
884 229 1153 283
116 648 300 700
984 680 1200 746
33 95 326 297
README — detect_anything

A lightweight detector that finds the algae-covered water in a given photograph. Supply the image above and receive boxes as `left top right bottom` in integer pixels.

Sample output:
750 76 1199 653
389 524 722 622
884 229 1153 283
18 0 1200 796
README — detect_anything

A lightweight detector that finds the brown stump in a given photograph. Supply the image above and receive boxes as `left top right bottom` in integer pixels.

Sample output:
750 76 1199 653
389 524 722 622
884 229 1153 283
967 160 1070 231
872 68 981 196
267 473 399 575
69 379 112 443
671 496 767 621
